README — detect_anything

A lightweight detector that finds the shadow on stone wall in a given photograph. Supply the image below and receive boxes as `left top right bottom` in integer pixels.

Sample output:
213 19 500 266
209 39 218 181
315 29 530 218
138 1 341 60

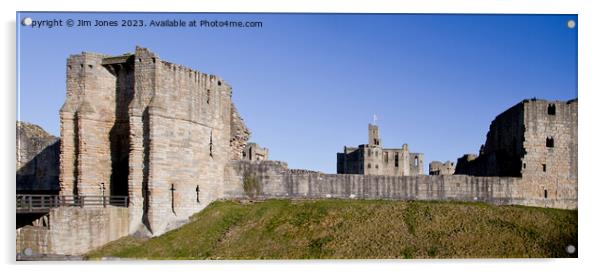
142 107 151 234
16 140 60 194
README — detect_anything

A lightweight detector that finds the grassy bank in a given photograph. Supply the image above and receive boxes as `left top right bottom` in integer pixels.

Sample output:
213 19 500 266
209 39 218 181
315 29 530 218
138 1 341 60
86 199 577 259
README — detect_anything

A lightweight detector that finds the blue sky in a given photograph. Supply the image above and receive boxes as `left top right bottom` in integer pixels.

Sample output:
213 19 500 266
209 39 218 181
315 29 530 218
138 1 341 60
17 13 577 173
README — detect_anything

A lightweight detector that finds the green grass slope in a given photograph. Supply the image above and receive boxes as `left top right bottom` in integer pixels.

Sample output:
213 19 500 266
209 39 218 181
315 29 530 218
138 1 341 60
86 199 577 259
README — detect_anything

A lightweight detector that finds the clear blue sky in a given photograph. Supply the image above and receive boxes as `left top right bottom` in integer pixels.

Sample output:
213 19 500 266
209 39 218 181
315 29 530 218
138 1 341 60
17 13 577 174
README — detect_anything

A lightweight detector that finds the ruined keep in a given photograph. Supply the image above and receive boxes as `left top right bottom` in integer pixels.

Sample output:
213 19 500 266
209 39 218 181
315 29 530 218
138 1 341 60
242 142 269 161
454 98 578 205
429 161 455 175
59 46 250 236
337 124 424 176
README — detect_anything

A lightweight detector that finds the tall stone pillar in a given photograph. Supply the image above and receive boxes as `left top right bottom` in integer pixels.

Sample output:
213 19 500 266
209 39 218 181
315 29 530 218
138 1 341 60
59 106 77 196
127 46 158 235
146 96 171 235
59 54 85 197
127 109 147 234
75 100 104 197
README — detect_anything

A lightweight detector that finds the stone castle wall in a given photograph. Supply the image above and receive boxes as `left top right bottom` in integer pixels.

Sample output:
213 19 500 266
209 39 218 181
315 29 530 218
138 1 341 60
225 161 519 205
519 99 578 206
224 160 575 209
16 207 129 255
140 54 235 234
225 161 577 209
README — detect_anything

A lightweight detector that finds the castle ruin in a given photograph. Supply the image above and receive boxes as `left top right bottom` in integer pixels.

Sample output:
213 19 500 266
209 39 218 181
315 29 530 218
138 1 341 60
16 47 578 256
337 124 424 176
59 46 249 236
429 161 455 175
454 98 578 204
242 142 269 161
16 121 60 194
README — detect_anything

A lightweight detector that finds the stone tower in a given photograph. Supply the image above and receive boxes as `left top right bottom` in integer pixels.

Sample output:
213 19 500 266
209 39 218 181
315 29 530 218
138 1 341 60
242 142 269 161
454 98 577 207
368 124 381 146
59 46 250 236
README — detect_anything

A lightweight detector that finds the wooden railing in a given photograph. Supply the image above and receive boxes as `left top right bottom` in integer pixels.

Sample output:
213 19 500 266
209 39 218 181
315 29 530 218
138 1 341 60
16 195 128 213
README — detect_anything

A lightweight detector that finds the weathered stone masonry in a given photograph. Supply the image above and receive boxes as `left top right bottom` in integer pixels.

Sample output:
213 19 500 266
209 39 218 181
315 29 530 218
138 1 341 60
226 160 522 204
337 124 424 176
59 46 249 236
455 98 577 208
225 159 573 209
226 98 577 210
429 161 455 175
17 47 576 256
16 207 128 255
16 121 60 193
242 142 269 161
